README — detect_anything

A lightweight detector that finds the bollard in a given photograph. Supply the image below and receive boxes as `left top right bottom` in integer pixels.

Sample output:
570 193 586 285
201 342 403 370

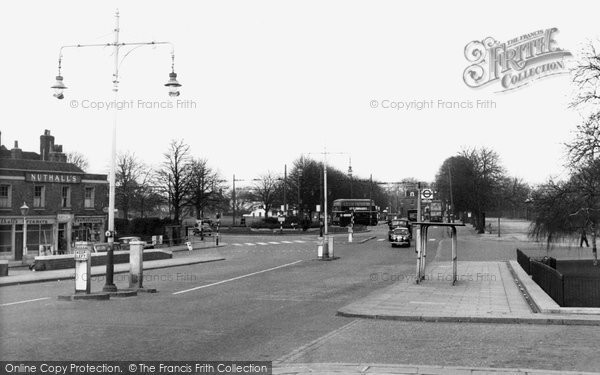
129 241 144 289
348 227 353 243
328 236 334 258
317 237 324 259
73 241 92 294
0 259 8 277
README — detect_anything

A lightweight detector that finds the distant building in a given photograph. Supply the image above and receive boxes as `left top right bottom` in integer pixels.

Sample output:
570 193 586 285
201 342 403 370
0 130 108 262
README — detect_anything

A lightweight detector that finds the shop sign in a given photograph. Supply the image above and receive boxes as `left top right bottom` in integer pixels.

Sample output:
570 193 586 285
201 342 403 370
26 173 81 184
0 218 21 225
57 214 72 222
74 216 104 224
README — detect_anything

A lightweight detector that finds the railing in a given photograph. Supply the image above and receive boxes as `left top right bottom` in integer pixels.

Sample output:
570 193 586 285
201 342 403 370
530 260 564 305
516 248 531 275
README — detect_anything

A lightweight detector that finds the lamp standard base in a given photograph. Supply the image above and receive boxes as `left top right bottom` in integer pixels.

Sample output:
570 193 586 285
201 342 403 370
102 284 118 292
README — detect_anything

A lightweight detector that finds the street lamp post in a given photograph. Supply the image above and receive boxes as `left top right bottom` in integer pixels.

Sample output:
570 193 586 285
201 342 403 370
20 202 29 259
52 10 181 292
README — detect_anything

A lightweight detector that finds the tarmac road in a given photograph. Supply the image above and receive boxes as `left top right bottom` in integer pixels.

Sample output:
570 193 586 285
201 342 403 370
0 226 423 361
2 225 598 373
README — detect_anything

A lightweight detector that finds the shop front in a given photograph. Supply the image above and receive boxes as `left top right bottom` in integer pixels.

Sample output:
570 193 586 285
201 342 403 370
72 216 105 244
0 216 57 261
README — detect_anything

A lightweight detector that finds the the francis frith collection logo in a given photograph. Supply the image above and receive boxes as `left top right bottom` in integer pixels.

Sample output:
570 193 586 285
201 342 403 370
463 28 572 92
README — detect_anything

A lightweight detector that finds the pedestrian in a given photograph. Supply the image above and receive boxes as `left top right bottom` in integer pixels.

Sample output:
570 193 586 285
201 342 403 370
580 228 589 247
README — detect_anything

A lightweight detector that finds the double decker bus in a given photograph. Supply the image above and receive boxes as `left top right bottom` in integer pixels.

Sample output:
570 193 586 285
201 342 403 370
332 199 378 227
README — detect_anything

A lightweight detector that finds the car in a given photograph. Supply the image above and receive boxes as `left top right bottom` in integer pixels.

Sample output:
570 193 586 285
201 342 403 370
390 227 411 247
117 236 154 250
388 218 412 240
193 222 213 236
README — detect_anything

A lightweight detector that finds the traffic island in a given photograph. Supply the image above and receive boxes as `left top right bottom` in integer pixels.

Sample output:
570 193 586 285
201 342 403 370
105 289 138 298
57 292 110 301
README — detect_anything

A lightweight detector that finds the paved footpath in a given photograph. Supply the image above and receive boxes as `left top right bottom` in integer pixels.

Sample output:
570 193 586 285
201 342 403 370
0 245 225 287
337 224 600 325
274 363 600 374
338 260 600 325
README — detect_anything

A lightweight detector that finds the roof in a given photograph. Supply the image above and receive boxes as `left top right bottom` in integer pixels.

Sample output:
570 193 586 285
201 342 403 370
0 158 84 174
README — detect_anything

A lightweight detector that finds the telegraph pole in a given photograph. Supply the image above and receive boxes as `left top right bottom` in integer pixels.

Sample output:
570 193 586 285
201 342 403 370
232 174 236 226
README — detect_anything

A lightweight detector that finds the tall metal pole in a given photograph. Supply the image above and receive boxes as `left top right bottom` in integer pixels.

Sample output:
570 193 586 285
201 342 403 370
297 158 301 215
323 148 328 236
232 174 236 226
369 174 373 224
283 164 287 214
104 10 120 292
448 165 454 223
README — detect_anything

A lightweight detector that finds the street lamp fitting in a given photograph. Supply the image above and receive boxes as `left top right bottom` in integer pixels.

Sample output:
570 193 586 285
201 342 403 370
20 202 29 216
165 71 181 97
51 75 67 99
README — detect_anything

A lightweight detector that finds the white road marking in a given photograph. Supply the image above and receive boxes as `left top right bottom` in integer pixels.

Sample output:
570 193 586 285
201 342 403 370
256 242 268 245
428 239 436 241
281 241 293 244
244 243 256 246
293 240 306 243
409 301 446 305
232 243 243 246
173 260 304 295
1 297 51 307
377 239 385 242
268 242 280 245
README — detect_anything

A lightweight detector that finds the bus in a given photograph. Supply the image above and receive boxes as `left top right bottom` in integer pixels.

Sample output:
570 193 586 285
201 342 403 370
407 209 418 222
332 199 378 227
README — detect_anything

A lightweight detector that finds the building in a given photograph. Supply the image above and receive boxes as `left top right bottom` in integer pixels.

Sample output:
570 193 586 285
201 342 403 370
0 130 108 262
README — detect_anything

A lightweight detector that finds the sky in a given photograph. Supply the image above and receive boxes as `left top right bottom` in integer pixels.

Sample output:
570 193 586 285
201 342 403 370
1 0 598 189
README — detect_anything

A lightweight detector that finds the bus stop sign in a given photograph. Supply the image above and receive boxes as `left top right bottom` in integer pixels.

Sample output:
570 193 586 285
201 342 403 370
421 189 433 199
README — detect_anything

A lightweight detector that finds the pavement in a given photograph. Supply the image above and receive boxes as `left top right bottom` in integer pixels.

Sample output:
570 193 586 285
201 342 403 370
0 242 225 287
273 363 600 374
337 223 600 326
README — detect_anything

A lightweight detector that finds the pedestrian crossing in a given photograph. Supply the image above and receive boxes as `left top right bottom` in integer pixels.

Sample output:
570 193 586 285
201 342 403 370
223 239 309 248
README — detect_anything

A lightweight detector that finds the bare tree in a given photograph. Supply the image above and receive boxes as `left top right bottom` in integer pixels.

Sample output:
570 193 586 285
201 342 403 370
156 140 192 224
252 172 281 219
115 151 144 219
187 158 227 219
460 147 505 233
566 112 600 165
571 40 600 110
66 151 89 171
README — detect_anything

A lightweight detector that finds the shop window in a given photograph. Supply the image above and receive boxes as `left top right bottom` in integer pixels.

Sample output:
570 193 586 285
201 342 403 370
34 186 45 208
0 225 11 254
0 184 11 208
84 187 95 208
61 186 71 208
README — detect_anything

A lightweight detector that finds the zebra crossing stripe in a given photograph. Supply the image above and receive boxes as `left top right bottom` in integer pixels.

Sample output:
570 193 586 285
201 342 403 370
268 241 280 245
256 242 268 245
232 243 243 246
377 239 385 242
281 241 293 244
293 240 306 243
245 243 256 246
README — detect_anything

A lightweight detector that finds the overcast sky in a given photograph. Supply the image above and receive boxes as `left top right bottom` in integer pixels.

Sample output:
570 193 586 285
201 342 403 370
1 0 597 188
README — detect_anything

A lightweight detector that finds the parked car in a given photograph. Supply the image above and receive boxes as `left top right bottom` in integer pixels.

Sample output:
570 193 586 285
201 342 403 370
390 227 411 247
193 222 213 236
117 236 154 250
92 243 113 252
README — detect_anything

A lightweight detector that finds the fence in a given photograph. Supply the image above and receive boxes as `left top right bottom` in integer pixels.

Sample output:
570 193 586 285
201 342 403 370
530 260 564 306
516 249 531 275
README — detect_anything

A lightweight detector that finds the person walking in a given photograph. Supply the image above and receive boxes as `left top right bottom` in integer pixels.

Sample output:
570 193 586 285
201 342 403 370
580 228 589 247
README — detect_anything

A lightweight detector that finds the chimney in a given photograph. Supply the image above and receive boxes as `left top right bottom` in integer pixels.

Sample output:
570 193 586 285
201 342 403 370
49 144 67 162
40 129 54 161
11 141 22 159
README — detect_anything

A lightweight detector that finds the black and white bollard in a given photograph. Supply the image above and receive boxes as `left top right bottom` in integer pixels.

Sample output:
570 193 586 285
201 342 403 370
129 240 156 293
74 242 92 294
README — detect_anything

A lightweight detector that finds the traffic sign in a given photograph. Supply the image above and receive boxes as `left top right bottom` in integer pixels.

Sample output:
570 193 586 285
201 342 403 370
421 189 433 199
